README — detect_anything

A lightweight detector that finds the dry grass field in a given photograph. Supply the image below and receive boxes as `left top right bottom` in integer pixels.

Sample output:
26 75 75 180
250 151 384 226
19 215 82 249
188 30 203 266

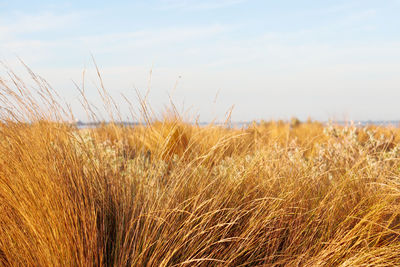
1 68 400 266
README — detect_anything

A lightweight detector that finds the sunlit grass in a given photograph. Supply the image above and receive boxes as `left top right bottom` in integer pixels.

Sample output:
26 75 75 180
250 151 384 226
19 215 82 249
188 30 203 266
1 66 400 266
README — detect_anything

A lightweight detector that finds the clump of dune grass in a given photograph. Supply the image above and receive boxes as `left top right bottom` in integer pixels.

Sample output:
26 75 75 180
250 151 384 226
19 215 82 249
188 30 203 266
1 64 400 266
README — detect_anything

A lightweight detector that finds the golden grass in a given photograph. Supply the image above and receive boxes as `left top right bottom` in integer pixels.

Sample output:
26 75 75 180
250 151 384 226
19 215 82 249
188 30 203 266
1 67 400 266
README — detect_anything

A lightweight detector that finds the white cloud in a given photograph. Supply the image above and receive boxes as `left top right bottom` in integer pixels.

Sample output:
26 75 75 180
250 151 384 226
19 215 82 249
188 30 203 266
160 0 247 10
0 11 84 69
0 16 229 55
0 11 82 60
344 9 377 23
0 12 80 36
77 24 229 53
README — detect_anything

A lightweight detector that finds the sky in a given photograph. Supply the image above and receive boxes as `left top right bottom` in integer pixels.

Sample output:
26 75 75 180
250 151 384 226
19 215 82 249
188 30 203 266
0 0 400 122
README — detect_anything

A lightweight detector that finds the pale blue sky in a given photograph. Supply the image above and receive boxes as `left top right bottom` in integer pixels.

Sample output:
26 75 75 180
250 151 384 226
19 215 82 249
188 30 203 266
1 0 400 122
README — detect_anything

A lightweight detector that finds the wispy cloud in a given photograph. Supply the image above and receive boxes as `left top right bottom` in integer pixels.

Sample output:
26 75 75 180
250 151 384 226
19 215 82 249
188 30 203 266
160 0 247 10
77 24 229 51
0 6 229 52
0 21 231 66
0 12 81 36
345 9 377 22
0 11 83 64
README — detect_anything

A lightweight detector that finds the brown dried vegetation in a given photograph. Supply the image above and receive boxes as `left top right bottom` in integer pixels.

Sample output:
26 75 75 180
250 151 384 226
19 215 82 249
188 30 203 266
1 67 400 266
